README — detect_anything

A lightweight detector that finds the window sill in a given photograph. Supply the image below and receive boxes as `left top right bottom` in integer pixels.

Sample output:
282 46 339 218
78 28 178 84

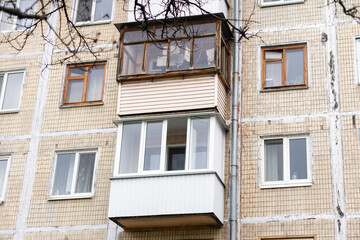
260 180 312 189
111 169 224 185
0 109 20 114
48 194 93 201
74 20 112 27
260 86 308 93
259 0 304 8
60 102 104 109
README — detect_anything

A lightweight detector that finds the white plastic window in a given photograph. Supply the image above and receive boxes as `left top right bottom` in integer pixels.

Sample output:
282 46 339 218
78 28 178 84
50 150 97 199
0 156 11 202
261 135 311 188
116 116 216 175
74 0 113 24
0 71 25 112
0 0 36 32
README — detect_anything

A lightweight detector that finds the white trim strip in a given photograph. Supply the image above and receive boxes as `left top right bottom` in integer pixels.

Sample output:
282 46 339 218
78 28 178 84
40 128 117 137
24 224 107 233
241 213 334 224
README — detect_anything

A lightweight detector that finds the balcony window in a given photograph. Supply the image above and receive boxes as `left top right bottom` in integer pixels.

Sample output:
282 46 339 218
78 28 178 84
118 19 231 83
115 115 223 175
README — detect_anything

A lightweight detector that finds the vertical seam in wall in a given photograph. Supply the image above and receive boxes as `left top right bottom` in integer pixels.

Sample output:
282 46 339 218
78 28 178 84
13 3 58 240
322 1 347 239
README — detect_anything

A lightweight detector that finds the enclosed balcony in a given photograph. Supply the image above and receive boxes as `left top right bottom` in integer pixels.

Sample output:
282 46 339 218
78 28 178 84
115 16 231 120
108 113 226 230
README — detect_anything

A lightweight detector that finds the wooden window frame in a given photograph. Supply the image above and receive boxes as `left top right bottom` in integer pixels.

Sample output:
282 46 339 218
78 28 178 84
261 44 308 90
118 19 231 88
62 62 106 107
259 235 316 240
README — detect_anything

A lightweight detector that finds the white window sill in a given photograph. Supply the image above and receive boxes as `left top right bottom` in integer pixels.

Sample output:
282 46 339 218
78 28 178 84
0 109 20 114
74 20 112 27
260 180 312 189
48 194 93 201
260 0 304 7
111 169 220 180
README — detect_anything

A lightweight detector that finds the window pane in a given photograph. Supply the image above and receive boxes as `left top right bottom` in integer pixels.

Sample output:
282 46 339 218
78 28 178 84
189 118 210 169
94 0 112 21
0 1 16 32
265 51 282 59
69 68 85 77
123 30 147 42
290 138 307 180
85 65 104 101
155 26 183 38
52 153 75 196
2 72 24 110
16 0 36 30
146 42 167 73
75 153 95 193
122 44 144 75
286 48 304 85
185 23 216 35
0 75 4 100
0 159 8 197
265 61 282 87
166 117 187 171
169 40 190 71
66 79 84 103
265 139 283 181
76 0 93 22
119 123 141 174
143 121 162 171
194 37 215 69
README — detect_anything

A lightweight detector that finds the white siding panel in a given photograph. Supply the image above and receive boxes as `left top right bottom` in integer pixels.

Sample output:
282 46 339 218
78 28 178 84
119 77 216 115
216 76 228 120
108 173 224 223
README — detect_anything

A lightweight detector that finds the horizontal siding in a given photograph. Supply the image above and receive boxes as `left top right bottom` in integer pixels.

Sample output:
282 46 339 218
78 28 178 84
119 76 216 115
108 173 224 223
217 77 228 120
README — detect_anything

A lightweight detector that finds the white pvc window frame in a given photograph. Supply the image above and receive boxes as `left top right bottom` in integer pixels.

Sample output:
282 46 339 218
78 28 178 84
260 134 312 188
73 0 114 26
0 70 25 113
113 116 217 177
49 149 99 200
0 155 11 203
355 37 360 85
0 0 35 32
259 0 304 7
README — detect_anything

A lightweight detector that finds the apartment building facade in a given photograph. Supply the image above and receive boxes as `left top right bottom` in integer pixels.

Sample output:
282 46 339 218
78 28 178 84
0 0 360 239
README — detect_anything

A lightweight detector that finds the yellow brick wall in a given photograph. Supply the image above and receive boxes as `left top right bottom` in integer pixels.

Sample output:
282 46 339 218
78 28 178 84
241 28 328 119
0 139 29 230
240 118 332 218
26 133 116 228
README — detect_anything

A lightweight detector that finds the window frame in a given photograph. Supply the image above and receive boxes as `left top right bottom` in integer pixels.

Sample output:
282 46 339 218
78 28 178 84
0 69 25 113
261 43 308 90
260 134 312 188
259 0 304 7
72 0 114 25
113 114 223 177
49 149 99 200
118 18 231 87
62 61 107 107
0 0 35 32
355 37 360 85
0 155 11 203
